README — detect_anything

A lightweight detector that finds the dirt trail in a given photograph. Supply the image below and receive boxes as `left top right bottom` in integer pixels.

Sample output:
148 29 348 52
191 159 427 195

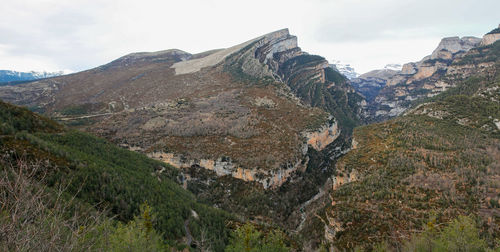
294 178 332 233
184 219 192 246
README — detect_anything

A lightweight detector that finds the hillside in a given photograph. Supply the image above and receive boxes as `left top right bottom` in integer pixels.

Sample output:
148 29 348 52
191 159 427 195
0 100 232 250
358 26 500 122
319 41 500 250
0 29 364 250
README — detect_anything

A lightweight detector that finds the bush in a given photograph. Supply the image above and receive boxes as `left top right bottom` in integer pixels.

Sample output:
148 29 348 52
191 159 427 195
403 216 489 252
225 223 290 252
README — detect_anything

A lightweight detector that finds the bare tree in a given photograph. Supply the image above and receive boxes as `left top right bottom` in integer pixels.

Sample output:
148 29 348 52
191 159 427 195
193 228 213 252
0 154 109 251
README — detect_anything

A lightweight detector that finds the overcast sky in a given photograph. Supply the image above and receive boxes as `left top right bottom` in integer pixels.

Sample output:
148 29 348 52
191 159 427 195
1 0 499 74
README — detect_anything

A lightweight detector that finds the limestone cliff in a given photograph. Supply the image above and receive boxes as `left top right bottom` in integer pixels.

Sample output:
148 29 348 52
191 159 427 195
144 119 339 188
304 119 340 151
224 29 364 133
361 26 500 122
480 24 500 46
350 66 400 102
147 151 307 189
0 29 360 196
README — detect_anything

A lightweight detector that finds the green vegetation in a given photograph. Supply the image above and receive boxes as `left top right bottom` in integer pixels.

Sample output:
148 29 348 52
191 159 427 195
358 215 497 251
453 40 500 66
487 28 500 35
90 203 170 251
0 100 61 134
225 223 290 252
0 155 170 251
323 56 500 249
58 102 106 116
403 215 489 252
278 54 363 134
0 100 232 250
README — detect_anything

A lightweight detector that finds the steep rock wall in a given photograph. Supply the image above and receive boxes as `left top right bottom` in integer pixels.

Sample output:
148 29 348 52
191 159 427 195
147 151 307 189
146 119 338 188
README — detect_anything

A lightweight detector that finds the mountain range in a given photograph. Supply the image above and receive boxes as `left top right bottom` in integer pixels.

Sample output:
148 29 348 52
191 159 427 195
0 70 67 83
352 25 500 122
0 25 499 251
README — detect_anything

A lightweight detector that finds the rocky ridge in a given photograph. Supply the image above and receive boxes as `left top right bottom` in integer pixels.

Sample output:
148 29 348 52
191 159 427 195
360 26 500 122
350 65 401 102
0 29 359 189
330 61 359 80
0 30 365 250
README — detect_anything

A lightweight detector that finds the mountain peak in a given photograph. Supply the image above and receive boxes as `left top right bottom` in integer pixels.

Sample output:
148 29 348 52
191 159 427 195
431 36 481 59
110 49 192 66
172 28 296 75
330 60 359 79
0 70 66 83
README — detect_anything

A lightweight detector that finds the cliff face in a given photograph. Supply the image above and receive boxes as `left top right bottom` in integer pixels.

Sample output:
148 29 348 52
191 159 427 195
480 24 500 46
304 120 340 151
361 26 500 122
143 119 339 189
0 30 363 245
224 29 364 133
0 29 358 189
321 42 500 249
361 32 498 122
350 67 399 102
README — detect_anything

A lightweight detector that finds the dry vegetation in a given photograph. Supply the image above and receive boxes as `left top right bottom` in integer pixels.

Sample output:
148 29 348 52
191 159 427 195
324 115 500 250
0 155 106 251
86 71 328 171
322 67 500 250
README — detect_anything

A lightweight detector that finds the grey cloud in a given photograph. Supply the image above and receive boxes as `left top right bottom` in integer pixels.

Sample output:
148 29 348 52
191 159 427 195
315 0 500 42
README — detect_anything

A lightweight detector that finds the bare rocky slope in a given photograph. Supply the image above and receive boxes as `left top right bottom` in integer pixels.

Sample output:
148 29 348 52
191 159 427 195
356 25 500 122
0 28 363 248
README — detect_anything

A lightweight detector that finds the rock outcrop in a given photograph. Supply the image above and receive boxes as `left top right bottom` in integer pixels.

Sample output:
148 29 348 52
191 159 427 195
480 24 500 46
430 36 481 59
0 29 360 189
304 119 340 151
330 61 359 80
143 119 339 188
350 66 400 102
360 27 500 122
147 151 308 189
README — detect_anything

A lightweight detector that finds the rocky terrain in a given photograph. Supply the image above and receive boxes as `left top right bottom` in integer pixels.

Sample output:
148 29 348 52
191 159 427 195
321 38 500 250
330 60 359 80
2 23 499 251
350 64 402 102
357 26 500 122
0 29 363 245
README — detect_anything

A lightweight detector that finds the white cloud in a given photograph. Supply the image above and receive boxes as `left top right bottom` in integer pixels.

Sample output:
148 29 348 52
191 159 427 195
0 0 498 73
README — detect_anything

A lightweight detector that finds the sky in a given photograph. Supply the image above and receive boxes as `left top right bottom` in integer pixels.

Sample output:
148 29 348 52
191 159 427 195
1 0 499 74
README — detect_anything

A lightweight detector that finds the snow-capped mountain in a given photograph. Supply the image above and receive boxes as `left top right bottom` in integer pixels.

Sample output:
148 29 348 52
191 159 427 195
0 70 68 83
330 60 359 79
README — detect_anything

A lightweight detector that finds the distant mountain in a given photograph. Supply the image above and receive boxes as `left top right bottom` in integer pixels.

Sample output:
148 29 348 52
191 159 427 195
358 26 500 122
330 60 359 79
0 28 364 250
350 64 402 102
323 36 500 249
1 25 499 251
0 70 66 83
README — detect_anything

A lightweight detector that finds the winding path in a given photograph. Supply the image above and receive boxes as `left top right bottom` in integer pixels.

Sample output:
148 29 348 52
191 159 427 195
184 219 193 246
